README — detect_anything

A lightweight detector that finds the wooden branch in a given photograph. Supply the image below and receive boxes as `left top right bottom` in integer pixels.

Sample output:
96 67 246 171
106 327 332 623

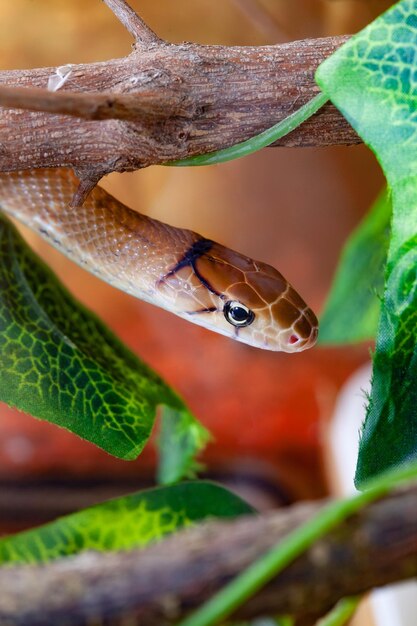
0 35 358 178
0 485 415 626
0 85 189 120
102 0 160 45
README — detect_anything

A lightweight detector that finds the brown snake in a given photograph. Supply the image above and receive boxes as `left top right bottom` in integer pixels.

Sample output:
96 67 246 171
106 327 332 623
0 168 318 352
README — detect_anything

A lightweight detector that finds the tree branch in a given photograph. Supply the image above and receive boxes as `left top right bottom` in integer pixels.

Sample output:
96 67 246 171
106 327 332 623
0 35 357 179
0 485 415 625
0 85 188 120
102 0 160 45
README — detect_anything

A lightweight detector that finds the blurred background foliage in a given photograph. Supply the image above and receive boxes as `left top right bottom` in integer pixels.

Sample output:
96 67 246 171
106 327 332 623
0 1 391 530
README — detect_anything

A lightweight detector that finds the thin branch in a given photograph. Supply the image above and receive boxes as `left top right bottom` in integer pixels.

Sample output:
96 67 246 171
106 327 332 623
0 85 188 121
0 485 415 625
102 0 160 45
71 169 105 206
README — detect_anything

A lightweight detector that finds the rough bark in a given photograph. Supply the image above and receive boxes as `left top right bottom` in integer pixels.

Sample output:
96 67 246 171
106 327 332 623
102 0 161 44
0 485 416 626
0 35 357 183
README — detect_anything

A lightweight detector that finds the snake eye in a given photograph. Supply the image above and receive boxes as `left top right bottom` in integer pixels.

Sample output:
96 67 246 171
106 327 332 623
224 300 255 327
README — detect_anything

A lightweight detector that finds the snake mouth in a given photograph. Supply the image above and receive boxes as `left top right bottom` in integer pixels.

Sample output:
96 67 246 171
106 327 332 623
285 324 318 352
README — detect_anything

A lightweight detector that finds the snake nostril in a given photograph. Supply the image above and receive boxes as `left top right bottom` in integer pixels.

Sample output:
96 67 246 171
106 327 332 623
289 334 300 345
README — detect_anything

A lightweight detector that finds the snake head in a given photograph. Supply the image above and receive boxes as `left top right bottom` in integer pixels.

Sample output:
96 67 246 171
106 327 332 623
156 239 318 353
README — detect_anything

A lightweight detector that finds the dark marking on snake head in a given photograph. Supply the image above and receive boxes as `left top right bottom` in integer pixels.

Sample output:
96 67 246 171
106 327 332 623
186 306 218 315
158 238 223 297
171 238 213 273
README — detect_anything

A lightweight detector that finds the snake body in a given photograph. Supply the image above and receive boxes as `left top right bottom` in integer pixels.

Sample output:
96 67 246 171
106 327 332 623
0 168 318 352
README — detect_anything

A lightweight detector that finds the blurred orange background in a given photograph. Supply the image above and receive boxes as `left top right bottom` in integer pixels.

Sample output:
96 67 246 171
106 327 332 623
0 1 389 528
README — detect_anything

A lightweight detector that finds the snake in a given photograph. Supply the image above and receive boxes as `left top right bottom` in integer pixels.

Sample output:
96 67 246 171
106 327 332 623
0 168 318 352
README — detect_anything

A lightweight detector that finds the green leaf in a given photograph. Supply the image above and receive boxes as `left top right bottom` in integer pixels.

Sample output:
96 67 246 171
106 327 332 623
0 481 254 565
319 190 391 344
0 214 208 466
317 597 360 626
316 0 417 485
157 406 212 485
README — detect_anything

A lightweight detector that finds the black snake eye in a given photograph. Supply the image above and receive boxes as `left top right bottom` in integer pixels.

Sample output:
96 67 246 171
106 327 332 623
224 300 255 327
